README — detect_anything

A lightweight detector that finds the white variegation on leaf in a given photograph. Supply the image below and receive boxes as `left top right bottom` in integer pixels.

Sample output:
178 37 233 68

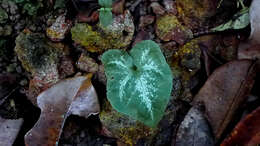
101 40 173 127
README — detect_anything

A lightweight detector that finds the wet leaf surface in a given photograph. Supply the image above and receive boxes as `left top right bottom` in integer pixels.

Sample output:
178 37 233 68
0 117 23 146
221 106 260 146
174 106 214 146
25 75 100 146
193 60 256 140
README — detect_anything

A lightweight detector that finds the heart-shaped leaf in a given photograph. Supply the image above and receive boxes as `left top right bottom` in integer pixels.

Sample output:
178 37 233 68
101 40 173 127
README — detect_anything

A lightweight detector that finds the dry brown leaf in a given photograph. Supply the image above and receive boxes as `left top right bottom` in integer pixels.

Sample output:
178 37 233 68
238 44 260 60
221 106 260 146
0 117 23 146
193 60 256 140
25 75 100 146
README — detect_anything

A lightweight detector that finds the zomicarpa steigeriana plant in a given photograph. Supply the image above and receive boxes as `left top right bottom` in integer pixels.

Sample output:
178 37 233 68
101 40 173 127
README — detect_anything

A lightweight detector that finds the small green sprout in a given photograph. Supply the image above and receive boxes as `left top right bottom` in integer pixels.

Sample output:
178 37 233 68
98 0 113 27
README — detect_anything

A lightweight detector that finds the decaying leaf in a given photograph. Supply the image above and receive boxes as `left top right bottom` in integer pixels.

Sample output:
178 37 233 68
193 60 256 140
211 7 250 32
238 44 260 60
249 0 260 44
221 106 260 146
25 75 100 146
0 117 23 146
174 106 214 146
101 40 173 127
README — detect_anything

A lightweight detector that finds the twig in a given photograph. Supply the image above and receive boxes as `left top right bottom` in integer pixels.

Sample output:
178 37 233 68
0 87 18 105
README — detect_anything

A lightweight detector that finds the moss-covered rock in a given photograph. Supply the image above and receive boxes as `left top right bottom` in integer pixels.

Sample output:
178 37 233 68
169 38 200 102
100 94 183 145
155 14 193 45
176 0 218 29
170 35 220 101
71 10 134 52
46 14 71 42
15 31 74 104
100 99 158 145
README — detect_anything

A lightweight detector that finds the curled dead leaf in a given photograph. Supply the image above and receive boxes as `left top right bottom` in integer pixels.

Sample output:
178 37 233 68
193 60 256 140
25 75 100 146
221 106 260 146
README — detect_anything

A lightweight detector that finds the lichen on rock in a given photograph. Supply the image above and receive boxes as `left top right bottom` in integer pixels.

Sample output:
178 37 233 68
71 10 134 52
155 14 193 45
176 0 218 29
46 14 71 42
170 37 201 101
99 99 158 146
15 31 74 104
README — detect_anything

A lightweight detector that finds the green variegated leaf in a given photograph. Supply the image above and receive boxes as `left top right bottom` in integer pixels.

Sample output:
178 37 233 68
211 7 249 32
98 0 112 8
101 40 173 127
99 9 113 27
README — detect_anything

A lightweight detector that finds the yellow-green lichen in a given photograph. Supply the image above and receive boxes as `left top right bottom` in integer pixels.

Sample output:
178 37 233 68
71 11 134 52
99 100 157 145
156 14 193 44
171 39 201 90
156 14 180 37
176 0 217 29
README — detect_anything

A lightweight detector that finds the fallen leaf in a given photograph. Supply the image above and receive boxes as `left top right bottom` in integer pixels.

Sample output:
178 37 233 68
173 106 214 146
193 60 256 140
237 0 260 67
211 7 250 32
249 0 260 44
25 75 100 146
221 106 260 146
0 117 23 146
238 44 260 60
